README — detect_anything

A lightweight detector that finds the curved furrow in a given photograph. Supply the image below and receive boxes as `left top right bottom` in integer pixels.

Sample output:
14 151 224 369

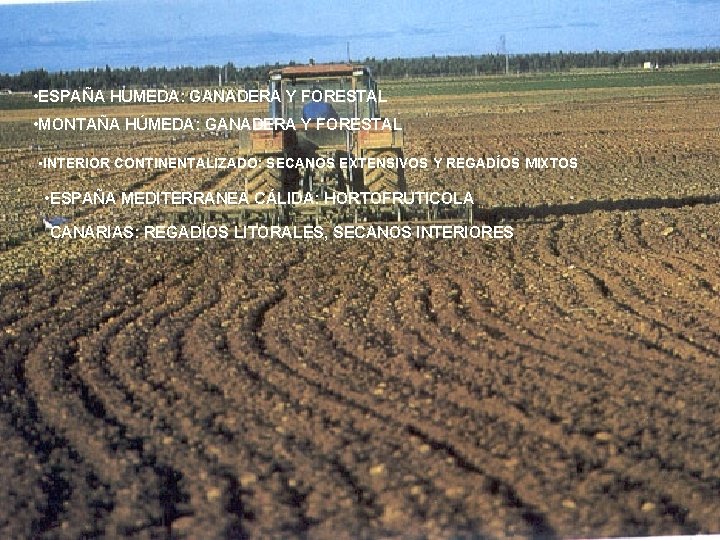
580 265 720 363
11 243 204 537
74 243 389 536
323 242 623 416
178 267 471 535
384 264 716 532
548 211 716 330
230 242 558 538
510 213 720 375
650 251 717 289
256 249 556 536
515 263 719 382
75 243 250 537
410 225 706 396
229 244 501 535
464 230 713 470
0 250 143 536
606 251 720 343
352 242 720 530
459 280 718 439
182 312 374 536
0 359 113 538
22 290 180 535
456 254 720 479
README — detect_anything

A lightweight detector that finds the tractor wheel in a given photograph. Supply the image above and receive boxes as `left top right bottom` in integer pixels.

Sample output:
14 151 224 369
362 148 406 192
243 155 300 197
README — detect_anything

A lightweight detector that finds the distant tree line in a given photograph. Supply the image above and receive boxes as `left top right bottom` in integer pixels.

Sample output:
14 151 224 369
365 48 720 78
1 48 718 91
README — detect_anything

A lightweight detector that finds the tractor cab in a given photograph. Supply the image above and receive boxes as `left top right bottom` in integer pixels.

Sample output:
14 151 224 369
268 63 381 122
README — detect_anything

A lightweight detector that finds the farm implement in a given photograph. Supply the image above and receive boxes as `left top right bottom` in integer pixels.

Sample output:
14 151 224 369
158 63 474 227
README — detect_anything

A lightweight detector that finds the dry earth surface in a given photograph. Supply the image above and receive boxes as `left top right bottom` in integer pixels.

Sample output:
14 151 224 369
1 84 719 538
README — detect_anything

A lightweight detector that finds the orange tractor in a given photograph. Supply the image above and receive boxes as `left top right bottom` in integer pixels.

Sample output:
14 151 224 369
164 63 472 225
240 63 405 199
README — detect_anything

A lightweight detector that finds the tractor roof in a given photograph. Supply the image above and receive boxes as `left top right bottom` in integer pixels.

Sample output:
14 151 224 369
269 63 368 79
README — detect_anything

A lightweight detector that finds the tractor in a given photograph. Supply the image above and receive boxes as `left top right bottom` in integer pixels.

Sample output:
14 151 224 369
239 63 405 199
160 63 473 226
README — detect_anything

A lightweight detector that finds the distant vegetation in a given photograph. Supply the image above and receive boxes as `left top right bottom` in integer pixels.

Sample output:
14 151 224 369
1 48 718 91
382 68 720 97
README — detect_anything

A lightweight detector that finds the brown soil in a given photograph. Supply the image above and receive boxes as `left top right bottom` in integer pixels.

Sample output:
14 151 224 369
1 89 719 538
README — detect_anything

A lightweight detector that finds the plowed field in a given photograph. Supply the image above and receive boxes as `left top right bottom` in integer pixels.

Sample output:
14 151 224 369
1 83 719 538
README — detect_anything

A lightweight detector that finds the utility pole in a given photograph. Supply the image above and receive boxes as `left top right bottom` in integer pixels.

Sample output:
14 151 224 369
498 35 509 75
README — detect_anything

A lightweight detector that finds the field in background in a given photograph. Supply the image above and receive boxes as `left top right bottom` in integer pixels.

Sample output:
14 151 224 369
1 65 718 146
1 69 720 538
383 65 720 96
2 64 718 109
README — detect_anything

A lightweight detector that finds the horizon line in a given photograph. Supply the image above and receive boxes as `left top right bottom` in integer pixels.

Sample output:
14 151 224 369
2 46 719 76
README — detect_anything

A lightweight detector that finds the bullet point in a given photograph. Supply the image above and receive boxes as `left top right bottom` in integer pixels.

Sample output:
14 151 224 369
34 121 38 127
45 195 49 200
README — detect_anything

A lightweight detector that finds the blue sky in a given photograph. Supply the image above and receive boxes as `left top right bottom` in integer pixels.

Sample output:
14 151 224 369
1 0 719 73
